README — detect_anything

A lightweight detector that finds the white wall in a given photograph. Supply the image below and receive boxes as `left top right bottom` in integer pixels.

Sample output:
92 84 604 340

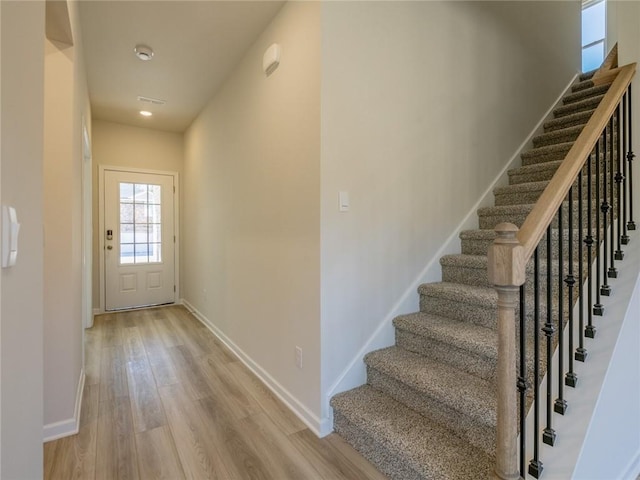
42 0 92 439
1 1 45 476
183 1 321 427
91 119 183 310
571 2 640 476
320 1 581 424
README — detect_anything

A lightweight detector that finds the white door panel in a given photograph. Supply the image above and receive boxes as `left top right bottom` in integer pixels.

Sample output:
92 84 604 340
104 169 175 310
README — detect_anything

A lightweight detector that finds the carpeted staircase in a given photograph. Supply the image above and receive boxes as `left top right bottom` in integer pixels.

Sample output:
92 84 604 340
330 71 611 480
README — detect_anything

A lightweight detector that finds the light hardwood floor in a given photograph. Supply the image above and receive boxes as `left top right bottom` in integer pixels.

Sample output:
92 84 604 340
44 305 386 480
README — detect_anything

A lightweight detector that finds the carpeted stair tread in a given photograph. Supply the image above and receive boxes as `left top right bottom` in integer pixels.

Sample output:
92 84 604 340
562 83 610 105
441 252 582 290
579 69 597 81
494 174 605 206
393 313 498 382
508 160 564 184
365 346 496 425
331 385 493 480
393 312 497 363
419 282 496 309
571 79 594 93
554 94 605 118
532 124 585 148
544 109 594 132
521 142 573 166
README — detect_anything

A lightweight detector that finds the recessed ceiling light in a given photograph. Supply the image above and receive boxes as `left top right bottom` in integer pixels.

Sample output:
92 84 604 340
134 45 154 61
140 110 153 117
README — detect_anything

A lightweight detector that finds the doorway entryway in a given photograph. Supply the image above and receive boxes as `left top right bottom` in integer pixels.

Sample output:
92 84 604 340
99 166 178 311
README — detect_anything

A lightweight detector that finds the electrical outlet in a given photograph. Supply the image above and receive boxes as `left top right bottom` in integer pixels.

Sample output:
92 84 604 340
295 346 303 369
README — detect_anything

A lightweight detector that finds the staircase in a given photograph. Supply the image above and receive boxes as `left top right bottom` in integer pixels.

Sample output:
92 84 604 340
330 71 613 480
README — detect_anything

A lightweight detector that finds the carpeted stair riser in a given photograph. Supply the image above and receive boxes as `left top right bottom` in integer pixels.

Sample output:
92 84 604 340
477 201 618 231
494 174 613 206
544 109 595 132
332 409 424 480
508 155 611 185
417 283 568 330
393 316 550 401
441 254 581 292
331 386 493 480
366 366 496 457
533 125 617 150
521 142 574 166
561 83 610 105
395 326 496 382
554 94 606 118
532 124 585 148
459 227 607 259
571 79 594 93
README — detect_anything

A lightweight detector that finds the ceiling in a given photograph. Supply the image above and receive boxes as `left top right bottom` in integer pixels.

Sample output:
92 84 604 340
79 1 285 133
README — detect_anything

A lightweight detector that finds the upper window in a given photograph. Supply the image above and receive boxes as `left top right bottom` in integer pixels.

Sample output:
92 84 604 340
582 0 606 72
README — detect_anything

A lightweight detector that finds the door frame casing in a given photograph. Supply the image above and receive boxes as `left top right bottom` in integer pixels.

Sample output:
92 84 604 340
98 165 180 313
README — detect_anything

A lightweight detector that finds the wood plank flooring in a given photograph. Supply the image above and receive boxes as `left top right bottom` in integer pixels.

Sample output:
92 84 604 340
44 305 386 480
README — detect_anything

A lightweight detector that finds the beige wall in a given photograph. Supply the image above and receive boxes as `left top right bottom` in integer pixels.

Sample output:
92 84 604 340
42 0 92 437
183 1 321 425
91 119 183 309
320 1 581 424
1 1 45 476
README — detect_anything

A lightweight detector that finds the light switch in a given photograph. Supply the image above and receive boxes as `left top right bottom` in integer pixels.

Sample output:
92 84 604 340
339 191 349 212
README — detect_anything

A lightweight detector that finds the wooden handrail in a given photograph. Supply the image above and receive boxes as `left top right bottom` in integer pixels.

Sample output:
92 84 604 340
517 62 636 263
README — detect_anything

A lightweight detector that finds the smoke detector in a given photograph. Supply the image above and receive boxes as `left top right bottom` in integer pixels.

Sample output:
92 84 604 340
134 45 154 61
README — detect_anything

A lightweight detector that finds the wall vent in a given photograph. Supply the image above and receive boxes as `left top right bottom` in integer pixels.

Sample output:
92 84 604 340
137 95 166 106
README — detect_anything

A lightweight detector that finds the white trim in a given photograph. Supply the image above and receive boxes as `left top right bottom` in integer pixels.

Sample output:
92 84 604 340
82 117 93 329
182 299 326 436
43 369 85 442
92 307 101 316
322 72 581 425
98 165 180 312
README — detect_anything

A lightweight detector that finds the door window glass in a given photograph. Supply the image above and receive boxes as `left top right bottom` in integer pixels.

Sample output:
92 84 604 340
119 182 162 264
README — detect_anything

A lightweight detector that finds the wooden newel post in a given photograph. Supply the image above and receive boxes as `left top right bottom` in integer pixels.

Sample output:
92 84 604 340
488 223 525 480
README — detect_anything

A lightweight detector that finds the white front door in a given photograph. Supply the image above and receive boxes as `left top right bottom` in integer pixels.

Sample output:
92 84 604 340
103 169 176 310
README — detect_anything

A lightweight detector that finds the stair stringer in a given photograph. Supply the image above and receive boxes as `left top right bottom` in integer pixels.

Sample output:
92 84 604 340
322 72 581 435
519 233 640 479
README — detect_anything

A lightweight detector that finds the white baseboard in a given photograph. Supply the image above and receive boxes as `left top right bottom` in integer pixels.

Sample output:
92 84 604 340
181 300 326 437
322 72 581 422
92 308 101 316
43 369 85 442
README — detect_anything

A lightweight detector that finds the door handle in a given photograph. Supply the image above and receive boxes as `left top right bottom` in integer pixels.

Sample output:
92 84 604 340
107 245 113 250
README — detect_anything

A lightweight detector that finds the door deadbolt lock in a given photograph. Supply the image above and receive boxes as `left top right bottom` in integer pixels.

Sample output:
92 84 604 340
106 229 113 241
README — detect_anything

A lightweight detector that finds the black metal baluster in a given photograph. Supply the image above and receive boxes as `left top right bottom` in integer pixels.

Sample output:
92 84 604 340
566 184 578 385
529 247 543 478
518 284 527 478
601 123 611 297
608 114 618 278
622 92 630 245
594 136 604 316
576 168 588 361
543 226 556 445
628 85 636 231
555 204 567 414
615 103 625 260
586 145 597 335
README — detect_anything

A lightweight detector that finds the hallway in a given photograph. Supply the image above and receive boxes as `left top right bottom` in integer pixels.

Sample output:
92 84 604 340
43 306 385 479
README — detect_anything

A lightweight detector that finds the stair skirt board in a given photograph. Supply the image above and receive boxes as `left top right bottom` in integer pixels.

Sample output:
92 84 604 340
325 71 580 413
181 300 330 437
329 67 637 480
43 369 85 442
